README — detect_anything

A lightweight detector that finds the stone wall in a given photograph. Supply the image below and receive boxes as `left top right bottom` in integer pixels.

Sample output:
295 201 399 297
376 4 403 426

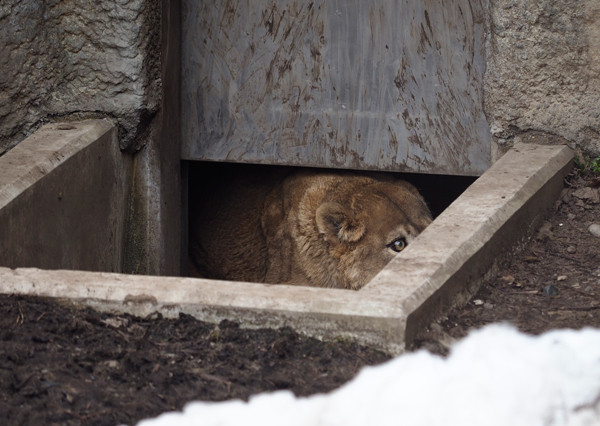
0 0 161 155
2 1 599 160
1 0 597 274
0 0 181 277
485 0 600 158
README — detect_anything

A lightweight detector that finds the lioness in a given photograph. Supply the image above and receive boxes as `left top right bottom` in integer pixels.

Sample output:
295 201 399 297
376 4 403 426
189 168 432 290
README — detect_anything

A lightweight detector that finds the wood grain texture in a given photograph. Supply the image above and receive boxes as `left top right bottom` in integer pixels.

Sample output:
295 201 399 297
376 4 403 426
182 0 490 175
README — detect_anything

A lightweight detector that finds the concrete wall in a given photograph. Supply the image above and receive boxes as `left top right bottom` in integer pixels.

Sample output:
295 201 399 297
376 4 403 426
0 120 129 271
0 0 182 276
0 0 597 274
486 0 600 158
121 0 182 276
3 1 597 162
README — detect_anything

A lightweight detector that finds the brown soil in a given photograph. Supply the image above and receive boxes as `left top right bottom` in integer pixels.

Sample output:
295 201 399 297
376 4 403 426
1 169 599 426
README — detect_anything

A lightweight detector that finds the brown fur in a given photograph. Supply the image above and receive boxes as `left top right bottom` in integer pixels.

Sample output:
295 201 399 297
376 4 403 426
189 170 432 290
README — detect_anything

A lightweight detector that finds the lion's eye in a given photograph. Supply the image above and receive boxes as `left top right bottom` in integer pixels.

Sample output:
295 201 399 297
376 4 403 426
387 237 407 253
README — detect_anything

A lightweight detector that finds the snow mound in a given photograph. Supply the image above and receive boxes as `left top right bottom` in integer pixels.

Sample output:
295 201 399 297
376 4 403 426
138 325 600 426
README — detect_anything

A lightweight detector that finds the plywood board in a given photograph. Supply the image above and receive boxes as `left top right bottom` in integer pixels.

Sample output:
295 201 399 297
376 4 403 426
182 0 490 175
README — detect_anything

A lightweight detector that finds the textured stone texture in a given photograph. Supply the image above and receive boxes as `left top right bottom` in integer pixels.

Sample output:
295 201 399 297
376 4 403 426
0 0 182 277
485 0 600 157
0 0 161 155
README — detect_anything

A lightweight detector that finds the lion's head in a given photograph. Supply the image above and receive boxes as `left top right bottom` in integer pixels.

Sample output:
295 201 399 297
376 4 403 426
269 172 432 289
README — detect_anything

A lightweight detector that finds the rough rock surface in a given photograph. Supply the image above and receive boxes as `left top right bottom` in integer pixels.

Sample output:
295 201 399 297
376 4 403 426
3 1 599 160
0 0 161 154
486 0 600 156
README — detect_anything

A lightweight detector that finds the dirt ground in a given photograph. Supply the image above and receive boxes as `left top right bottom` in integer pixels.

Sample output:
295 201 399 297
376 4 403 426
0 168 599 426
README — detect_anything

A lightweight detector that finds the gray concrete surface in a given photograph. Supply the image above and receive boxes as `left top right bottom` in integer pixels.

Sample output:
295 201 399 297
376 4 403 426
0 143 573 353
0 1 182 277
121 0 182 277
0 120 130 272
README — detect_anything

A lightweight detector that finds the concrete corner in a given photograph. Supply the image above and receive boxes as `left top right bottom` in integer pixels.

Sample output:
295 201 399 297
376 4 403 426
0 143 574 354
0 120 129 272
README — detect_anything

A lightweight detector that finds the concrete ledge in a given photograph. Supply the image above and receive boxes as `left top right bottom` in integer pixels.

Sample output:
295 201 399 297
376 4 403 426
0 143 572 354
365 143 573 344
0 120 129 272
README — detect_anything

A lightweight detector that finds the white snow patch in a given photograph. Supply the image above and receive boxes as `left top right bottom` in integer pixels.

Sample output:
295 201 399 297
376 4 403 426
138 325 600 426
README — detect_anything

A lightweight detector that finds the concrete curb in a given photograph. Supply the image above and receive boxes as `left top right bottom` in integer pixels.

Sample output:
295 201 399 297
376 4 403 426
0 138 573 354
0 119 129 272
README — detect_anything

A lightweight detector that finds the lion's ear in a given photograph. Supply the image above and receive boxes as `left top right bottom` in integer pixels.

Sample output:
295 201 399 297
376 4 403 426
315 202 365 243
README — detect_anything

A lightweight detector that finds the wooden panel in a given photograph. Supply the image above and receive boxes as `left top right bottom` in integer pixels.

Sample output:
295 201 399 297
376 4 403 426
182 0 490 175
